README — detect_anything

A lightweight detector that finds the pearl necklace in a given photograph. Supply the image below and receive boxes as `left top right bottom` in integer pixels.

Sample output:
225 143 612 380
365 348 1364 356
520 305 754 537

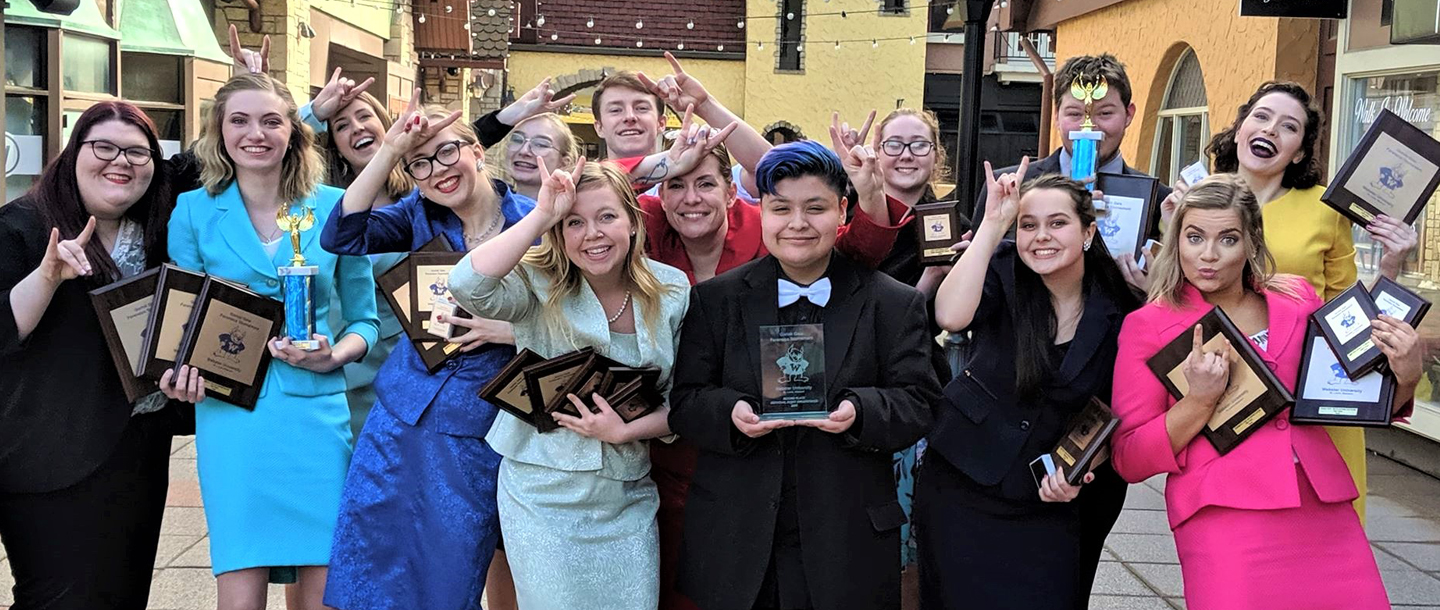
607 291 633 324
463 209 504 248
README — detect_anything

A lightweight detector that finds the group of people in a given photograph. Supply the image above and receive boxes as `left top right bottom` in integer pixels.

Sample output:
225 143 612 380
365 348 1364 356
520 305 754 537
0 28 1426 610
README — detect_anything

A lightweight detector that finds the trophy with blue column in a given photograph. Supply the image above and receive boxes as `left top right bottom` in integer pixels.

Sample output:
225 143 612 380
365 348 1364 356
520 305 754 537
276 204 320 351
1069 75 1109 186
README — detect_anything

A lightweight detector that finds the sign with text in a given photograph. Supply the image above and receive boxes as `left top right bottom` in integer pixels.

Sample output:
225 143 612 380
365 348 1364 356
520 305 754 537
1240 0 1346 19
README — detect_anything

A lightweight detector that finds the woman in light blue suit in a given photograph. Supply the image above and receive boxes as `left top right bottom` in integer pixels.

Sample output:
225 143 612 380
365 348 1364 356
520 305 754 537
162 72 379 610
450 159 690 610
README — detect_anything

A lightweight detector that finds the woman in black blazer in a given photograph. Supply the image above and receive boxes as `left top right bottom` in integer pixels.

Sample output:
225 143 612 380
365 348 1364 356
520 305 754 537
0 102 193 609
919 166 1141 609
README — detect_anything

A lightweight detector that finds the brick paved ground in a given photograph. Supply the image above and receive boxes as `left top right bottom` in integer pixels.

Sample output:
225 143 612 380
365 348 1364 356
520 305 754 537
2 437 1438 609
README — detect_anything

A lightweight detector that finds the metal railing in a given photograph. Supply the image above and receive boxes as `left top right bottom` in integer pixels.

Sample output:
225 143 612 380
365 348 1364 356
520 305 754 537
993 31 1054 66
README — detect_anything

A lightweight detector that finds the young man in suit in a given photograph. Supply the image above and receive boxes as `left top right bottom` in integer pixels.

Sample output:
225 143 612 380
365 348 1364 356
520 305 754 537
976 54 1175 240
669 140 941 610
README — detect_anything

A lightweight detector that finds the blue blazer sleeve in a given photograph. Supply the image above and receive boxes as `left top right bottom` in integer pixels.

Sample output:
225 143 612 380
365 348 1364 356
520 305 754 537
320 189 423 256
314 191 381 350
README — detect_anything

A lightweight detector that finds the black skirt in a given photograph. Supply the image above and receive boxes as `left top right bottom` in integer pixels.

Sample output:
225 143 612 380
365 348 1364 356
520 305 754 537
914 454 1088 610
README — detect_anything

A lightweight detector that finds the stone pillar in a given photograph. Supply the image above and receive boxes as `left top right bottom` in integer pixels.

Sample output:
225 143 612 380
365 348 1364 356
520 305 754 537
384 1 420 113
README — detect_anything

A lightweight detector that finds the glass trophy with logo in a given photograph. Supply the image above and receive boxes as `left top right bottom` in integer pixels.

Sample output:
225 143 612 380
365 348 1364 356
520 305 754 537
1069 75 1108 185
276 204 320 351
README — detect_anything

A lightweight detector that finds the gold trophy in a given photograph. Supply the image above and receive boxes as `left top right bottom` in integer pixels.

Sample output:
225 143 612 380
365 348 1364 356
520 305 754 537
275 204 320 351
1069 75 1109 184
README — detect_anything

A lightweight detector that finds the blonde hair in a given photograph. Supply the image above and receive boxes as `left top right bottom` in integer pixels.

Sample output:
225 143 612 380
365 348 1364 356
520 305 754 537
1147 173 1302 308
878 108 951 184
323 91 413 199
520 162 676 343
197 73 324 203
498 113 579 183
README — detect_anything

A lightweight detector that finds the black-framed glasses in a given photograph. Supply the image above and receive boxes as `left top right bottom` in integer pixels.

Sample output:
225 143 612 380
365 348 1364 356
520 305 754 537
83 140 154 166
506 133 555 153
880 139 935 157
403 140 467 180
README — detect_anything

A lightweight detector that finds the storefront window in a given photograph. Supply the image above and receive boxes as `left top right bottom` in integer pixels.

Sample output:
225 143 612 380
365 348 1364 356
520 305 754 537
1344 70 1440 420
62 34 114 94
5 27 48 90
6 96 47 203
122 54 183 104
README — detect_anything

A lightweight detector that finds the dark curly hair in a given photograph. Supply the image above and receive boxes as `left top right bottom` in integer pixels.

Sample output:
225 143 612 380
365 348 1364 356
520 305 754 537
1206 81 1325 190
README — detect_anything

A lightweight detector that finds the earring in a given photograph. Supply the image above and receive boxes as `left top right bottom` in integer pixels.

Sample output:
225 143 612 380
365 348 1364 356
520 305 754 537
476 159 484 171
1083 240 1092 251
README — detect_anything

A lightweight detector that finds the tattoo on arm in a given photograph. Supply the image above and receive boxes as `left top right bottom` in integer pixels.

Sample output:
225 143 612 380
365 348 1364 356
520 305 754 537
640 158 671 185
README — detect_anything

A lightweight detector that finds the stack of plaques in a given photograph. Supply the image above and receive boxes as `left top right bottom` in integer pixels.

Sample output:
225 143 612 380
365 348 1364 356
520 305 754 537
479 347 663 432
89 263 282 409
375 235 471 373
1294 278 1431 427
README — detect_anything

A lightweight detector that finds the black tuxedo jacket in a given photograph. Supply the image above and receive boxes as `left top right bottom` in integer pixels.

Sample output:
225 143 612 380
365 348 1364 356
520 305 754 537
669 253 941 610
973 149 1174 236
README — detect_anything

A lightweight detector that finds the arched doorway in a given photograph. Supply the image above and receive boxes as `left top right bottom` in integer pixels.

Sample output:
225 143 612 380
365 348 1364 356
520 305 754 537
1150 48 1209 184
762 120 805 144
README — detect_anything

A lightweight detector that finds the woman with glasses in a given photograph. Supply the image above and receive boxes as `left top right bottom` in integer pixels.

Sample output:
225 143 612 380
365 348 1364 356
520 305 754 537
499 113 579 202
0 101 187 610
163 72 380 610
319 90 535 610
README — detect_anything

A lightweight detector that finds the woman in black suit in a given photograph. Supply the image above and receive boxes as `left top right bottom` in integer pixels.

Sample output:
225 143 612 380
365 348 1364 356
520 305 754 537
918 164 1141 610
0 102 192 610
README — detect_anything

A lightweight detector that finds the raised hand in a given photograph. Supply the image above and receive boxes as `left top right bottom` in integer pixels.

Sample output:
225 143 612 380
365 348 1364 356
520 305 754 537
982 156 1028 231
496 76 577 125
228 24 270 74
384 88 463 158
638 52 711 113
40 217 96 284
534 156 587 223
660 104 739 179
1367 215 1419 280
1159 179 1190 234
835 110 876 151
1182 324 1231 406
310 67 376 123
830 111 884 206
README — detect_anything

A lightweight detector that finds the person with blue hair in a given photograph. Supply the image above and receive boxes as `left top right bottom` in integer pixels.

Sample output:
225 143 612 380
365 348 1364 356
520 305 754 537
668 136 942 610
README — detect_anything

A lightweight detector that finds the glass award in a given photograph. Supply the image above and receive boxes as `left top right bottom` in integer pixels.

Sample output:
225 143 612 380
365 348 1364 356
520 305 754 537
758 324 828 420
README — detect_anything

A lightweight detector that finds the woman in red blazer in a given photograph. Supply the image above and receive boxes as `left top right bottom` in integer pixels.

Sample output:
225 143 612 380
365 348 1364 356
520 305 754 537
1110 174 1421 610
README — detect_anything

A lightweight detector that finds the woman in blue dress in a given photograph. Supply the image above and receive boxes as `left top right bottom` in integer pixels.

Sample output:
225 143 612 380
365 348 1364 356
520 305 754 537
162 72 380 610
318 89 539 610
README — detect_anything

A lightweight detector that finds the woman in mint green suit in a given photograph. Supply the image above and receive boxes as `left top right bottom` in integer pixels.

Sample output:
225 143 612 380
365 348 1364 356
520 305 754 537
162 72 378 610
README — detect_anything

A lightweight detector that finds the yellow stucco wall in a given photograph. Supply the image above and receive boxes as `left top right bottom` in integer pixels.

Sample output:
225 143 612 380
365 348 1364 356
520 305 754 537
506 50 748 118
312 0 392 40
1053 0 1318 175
741 0 927 141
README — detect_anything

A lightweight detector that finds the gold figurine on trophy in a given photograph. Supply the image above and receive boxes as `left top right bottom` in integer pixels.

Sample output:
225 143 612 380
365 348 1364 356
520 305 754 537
1068 74 1109 183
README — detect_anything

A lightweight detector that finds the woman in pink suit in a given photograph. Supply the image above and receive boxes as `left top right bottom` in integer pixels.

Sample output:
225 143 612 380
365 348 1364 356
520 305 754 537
1109 174 1422 610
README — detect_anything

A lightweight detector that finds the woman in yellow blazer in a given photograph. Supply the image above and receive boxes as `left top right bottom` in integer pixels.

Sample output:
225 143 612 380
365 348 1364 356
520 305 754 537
1206 81 1418 521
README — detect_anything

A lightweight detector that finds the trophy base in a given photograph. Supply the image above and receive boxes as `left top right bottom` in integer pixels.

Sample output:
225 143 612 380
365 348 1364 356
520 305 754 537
757 410 831 421
289 339 321 351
